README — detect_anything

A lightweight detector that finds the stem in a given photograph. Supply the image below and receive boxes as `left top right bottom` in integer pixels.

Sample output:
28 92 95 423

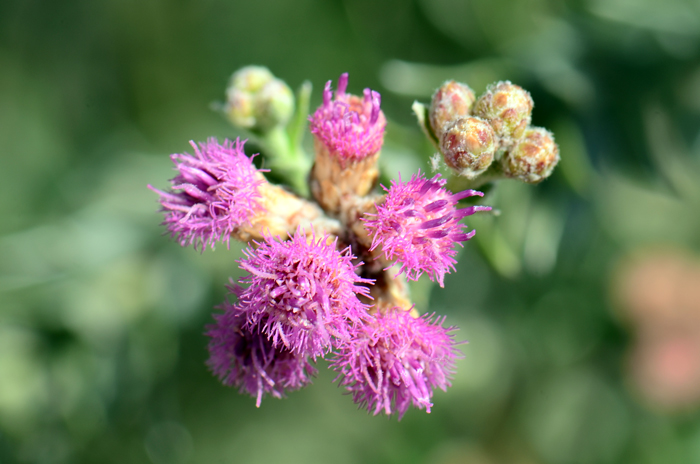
262 126 311 197
447 161 506 193
263 125 291 158
288 81 312 151
254 81 313 197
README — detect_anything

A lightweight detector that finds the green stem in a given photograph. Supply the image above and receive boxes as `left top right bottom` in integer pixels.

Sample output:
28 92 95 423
262 125 290 158
262 126 311 196
288 81 312 151
254 81 313 197
447 162 506 193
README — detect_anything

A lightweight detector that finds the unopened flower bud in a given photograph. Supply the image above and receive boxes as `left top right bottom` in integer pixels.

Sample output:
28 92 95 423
255 79 294 129
474 81 533 143
429 81 475 137
439 117 496 179
501 127 559 183
225 66 294 132
229 66 275 93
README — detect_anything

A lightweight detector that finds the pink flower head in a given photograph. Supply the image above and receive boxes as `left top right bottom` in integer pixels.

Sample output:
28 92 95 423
364 171 491 287
148 138 265 250
206 304 316 407
309 73 386 165
234 228 373 359
331 309 460 419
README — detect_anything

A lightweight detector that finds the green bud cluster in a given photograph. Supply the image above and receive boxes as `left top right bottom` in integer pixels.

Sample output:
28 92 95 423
426 80 559 185
225 66 294 133
219 66 312 196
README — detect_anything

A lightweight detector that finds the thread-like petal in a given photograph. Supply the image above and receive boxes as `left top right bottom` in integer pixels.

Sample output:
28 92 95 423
309 73 386 165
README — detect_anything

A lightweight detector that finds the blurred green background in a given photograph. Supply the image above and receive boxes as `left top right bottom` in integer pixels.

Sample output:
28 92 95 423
2 0 700 463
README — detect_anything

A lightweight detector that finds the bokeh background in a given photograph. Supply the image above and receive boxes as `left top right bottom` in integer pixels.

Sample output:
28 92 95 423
2 0 700 463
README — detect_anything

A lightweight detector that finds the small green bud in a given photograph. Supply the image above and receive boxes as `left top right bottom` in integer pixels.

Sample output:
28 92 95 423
225 66 294 132
255 79 294 130
501 127 559 183
429 80 476 138
474 81 533 143
229 66 274 94
439 116 496 179
227 89 257 128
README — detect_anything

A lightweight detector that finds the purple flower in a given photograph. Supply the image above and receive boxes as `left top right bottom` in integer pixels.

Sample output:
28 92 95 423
331 309 460 419
363 171 491 287
309 73 386 166
206 303 316 407
148 138 265 250
234 229 373 359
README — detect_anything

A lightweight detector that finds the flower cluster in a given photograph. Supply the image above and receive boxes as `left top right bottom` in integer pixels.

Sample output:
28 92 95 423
331 310 460 419
206 308 316 408
364 171 491 286
148 138 264 250
234 231 372 359
147 69 550 419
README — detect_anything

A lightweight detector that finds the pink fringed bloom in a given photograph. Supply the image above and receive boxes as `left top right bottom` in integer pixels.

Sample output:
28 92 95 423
331 309 460 419
206 304 316 408
309 73 386 165
364 171 491 287
148 138 264 250
234 229 373 359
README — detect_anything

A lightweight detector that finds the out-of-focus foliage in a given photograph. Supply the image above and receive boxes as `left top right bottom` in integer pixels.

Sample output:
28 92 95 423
1 0 700 463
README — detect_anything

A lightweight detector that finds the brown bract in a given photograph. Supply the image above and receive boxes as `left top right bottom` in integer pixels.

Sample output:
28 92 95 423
310 138 380 215
361 265 416 317
339 194 382 248
235 181 341 242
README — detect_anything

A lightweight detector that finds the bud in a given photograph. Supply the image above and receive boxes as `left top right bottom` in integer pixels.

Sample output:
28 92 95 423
501 127 559 183
255 79 295 130
225 66 294 132
229 66 274 92
439 117 496 179
473 81 533 143
429 81 475 137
